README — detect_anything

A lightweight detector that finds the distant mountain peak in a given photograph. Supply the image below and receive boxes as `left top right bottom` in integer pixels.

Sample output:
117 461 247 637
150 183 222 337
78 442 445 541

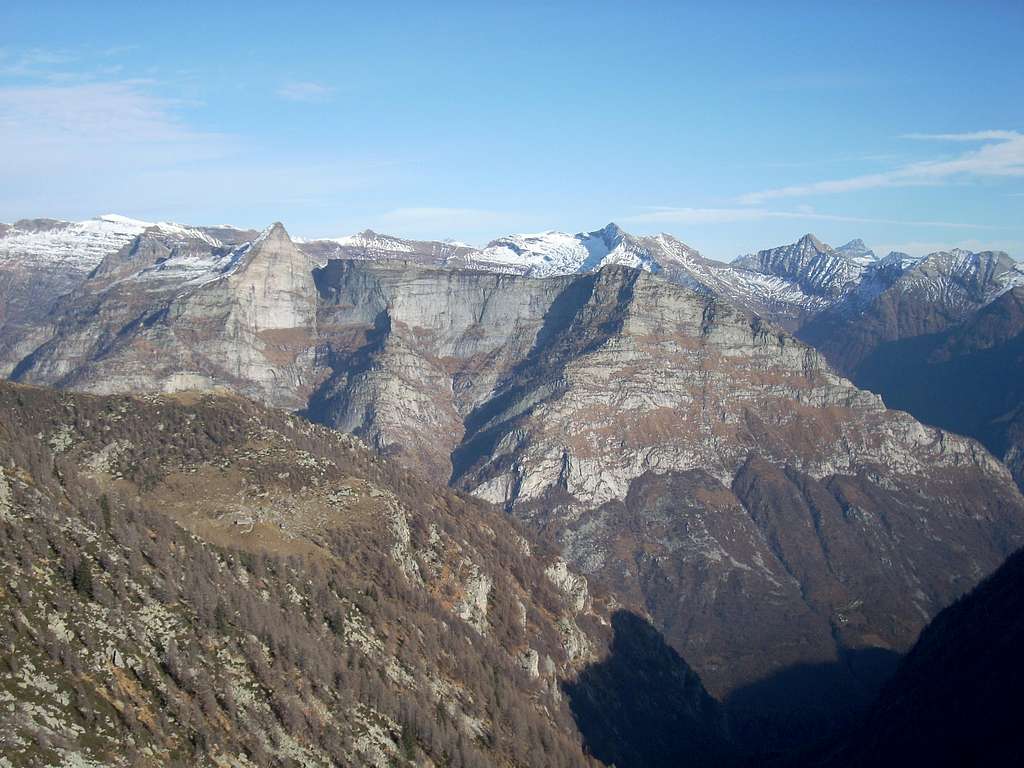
97 213 152 227
836 238 877 266
797 233 828 250
253 221 291 246
595 222 626 240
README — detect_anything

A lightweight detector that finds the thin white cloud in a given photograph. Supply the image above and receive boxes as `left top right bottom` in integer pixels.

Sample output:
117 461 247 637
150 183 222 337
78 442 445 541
0 82 227 159
276 81 334 102
0 82 230 183
620 207 999 230
0 78 401 223
0 47 73 77
739 131 1024 204
900 130 1019 142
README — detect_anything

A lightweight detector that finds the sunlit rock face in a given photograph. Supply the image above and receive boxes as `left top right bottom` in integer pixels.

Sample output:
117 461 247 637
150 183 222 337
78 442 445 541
6 224 1024 744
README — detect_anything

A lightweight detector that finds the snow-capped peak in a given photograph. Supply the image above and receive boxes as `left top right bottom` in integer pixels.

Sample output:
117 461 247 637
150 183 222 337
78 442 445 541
467 223 694 278
732 234 872 299
0 214 231 276
835 238 878 266
328 230 416 252
96 213 153 227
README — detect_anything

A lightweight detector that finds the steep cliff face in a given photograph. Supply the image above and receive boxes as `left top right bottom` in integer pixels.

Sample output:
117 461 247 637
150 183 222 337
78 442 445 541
0 215 257 377
830 286 1024 492
301 260 1024 741
447 266 991 511
14 223 320 410
307 261 573 477
6 230 1024 747
0 216 149 376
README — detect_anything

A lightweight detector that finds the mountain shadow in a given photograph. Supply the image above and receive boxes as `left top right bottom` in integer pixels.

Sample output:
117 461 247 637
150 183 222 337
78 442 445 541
851 288 1024 491
799 546 1024 767
450 272 603 485
563 610 737 768
804 285 1024 492
724 646 901 757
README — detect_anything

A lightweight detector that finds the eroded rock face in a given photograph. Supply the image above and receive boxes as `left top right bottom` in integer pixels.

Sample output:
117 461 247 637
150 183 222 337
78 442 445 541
14 223 319 410
450 267 1010 515
800 256 1024 494
7 229 1024 745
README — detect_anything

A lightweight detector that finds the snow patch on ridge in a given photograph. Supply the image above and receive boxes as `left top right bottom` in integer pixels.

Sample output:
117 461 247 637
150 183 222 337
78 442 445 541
0 214 224 272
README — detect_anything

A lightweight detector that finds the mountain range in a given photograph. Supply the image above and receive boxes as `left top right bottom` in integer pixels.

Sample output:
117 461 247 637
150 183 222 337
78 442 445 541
2 213 1023 762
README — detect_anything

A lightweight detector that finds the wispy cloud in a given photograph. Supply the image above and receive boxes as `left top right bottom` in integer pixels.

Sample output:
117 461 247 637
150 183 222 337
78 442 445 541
620 206 999 230
0 47 75 80
739 131 1024 204
0 76 402 223
276 81 334 102
900 130 1019 142
0 80 234 217
0 82 227 161
1 44 164 86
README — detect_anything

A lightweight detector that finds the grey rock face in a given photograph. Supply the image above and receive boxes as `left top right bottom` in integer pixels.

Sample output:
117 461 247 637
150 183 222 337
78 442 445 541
5 224 1024 742
733 234 870 300
14 223 319 410
298 229 476 269
0 215 257 377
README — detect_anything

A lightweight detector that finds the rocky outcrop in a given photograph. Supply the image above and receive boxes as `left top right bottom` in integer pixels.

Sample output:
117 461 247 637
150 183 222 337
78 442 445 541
14 223 319 410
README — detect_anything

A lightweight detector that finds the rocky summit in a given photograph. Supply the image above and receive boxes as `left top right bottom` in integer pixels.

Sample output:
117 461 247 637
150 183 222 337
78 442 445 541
4 220 1024 749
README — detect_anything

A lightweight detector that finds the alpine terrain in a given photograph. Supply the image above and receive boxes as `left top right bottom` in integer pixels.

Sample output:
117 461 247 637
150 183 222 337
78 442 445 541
0 381 735 767
3 215 1023 752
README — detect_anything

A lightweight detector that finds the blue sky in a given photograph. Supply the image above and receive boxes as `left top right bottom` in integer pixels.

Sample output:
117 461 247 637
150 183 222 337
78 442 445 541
2 1 1022 260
